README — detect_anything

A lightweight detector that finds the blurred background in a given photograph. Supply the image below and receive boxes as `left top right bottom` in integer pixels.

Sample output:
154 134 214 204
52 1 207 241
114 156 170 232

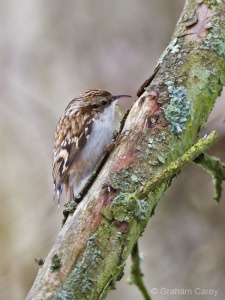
1 0 225 299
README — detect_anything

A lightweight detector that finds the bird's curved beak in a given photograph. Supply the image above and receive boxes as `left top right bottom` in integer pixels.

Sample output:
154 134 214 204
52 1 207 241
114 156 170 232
113 95 132 101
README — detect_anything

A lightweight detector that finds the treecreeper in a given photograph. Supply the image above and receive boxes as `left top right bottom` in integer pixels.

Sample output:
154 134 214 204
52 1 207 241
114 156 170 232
52 89 131 206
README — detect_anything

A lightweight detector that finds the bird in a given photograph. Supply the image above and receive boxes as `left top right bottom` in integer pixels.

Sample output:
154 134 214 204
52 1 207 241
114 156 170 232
52 89 131 206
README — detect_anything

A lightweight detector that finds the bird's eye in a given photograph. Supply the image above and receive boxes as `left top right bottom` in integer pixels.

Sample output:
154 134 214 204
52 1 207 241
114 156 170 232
101 100 108 106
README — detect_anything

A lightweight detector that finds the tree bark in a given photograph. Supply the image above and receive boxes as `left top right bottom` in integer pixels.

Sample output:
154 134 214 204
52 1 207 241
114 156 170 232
26 1 225 299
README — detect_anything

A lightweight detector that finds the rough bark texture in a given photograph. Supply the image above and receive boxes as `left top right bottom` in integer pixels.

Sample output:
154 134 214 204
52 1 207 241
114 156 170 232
26 1 225 299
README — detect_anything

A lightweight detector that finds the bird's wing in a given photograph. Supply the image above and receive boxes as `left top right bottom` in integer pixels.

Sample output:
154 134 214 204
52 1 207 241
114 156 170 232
52 112 93 203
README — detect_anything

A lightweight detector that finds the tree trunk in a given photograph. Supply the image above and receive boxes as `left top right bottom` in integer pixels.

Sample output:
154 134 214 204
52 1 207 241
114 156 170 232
26 1 225 299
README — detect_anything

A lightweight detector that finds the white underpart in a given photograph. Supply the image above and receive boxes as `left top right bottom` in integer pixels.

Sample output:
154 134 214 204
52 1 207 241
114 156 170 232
69 101 117 197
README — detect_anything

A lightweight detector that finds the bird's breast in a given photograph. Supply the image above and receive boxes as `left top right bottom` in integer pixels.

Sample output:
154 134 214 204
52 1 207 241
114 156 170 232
77 103 116 175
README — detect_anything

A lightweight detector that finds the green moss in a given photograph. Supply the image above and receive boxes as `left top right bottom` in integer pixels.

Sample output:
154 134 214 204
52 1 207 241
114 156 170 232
111 193 140 222
34 257 44 266
111 193 150 225
205 0 219 7
50 254 62 272
164 81 191 135
98 264 126 299
184 53 225 140
62 201 78 226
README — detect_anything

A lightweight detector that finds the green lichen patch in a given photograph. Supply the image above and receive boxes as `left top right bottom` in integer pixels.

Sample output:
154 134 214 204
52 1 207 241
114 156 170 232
111 193 149 224
50 254 62 272
203 33 225 57
111 193 139 222
157 155 166 164
164 81 191 135
111 172 132 192
56 290 74 300
201 13 225 57
158 38 180 64
155 130 167 142
55 219 127 299
86 234 104 264
57 234 104 297
111 168 147 193
147 137 155 149
134 200 150 221
131 174 139 182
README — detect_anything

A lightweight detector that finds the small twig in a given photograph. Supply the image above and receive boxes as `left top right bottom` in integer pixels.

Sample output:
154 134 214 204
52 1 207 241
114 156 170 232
212 178 223 202
194 153 225 202
137 131 218 198
128 242 152 300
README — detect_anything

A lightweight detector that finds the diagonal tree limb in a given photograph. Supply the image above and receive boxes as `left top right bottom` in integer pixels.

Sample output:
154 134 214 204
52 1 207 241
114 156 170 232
27 1 225 299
